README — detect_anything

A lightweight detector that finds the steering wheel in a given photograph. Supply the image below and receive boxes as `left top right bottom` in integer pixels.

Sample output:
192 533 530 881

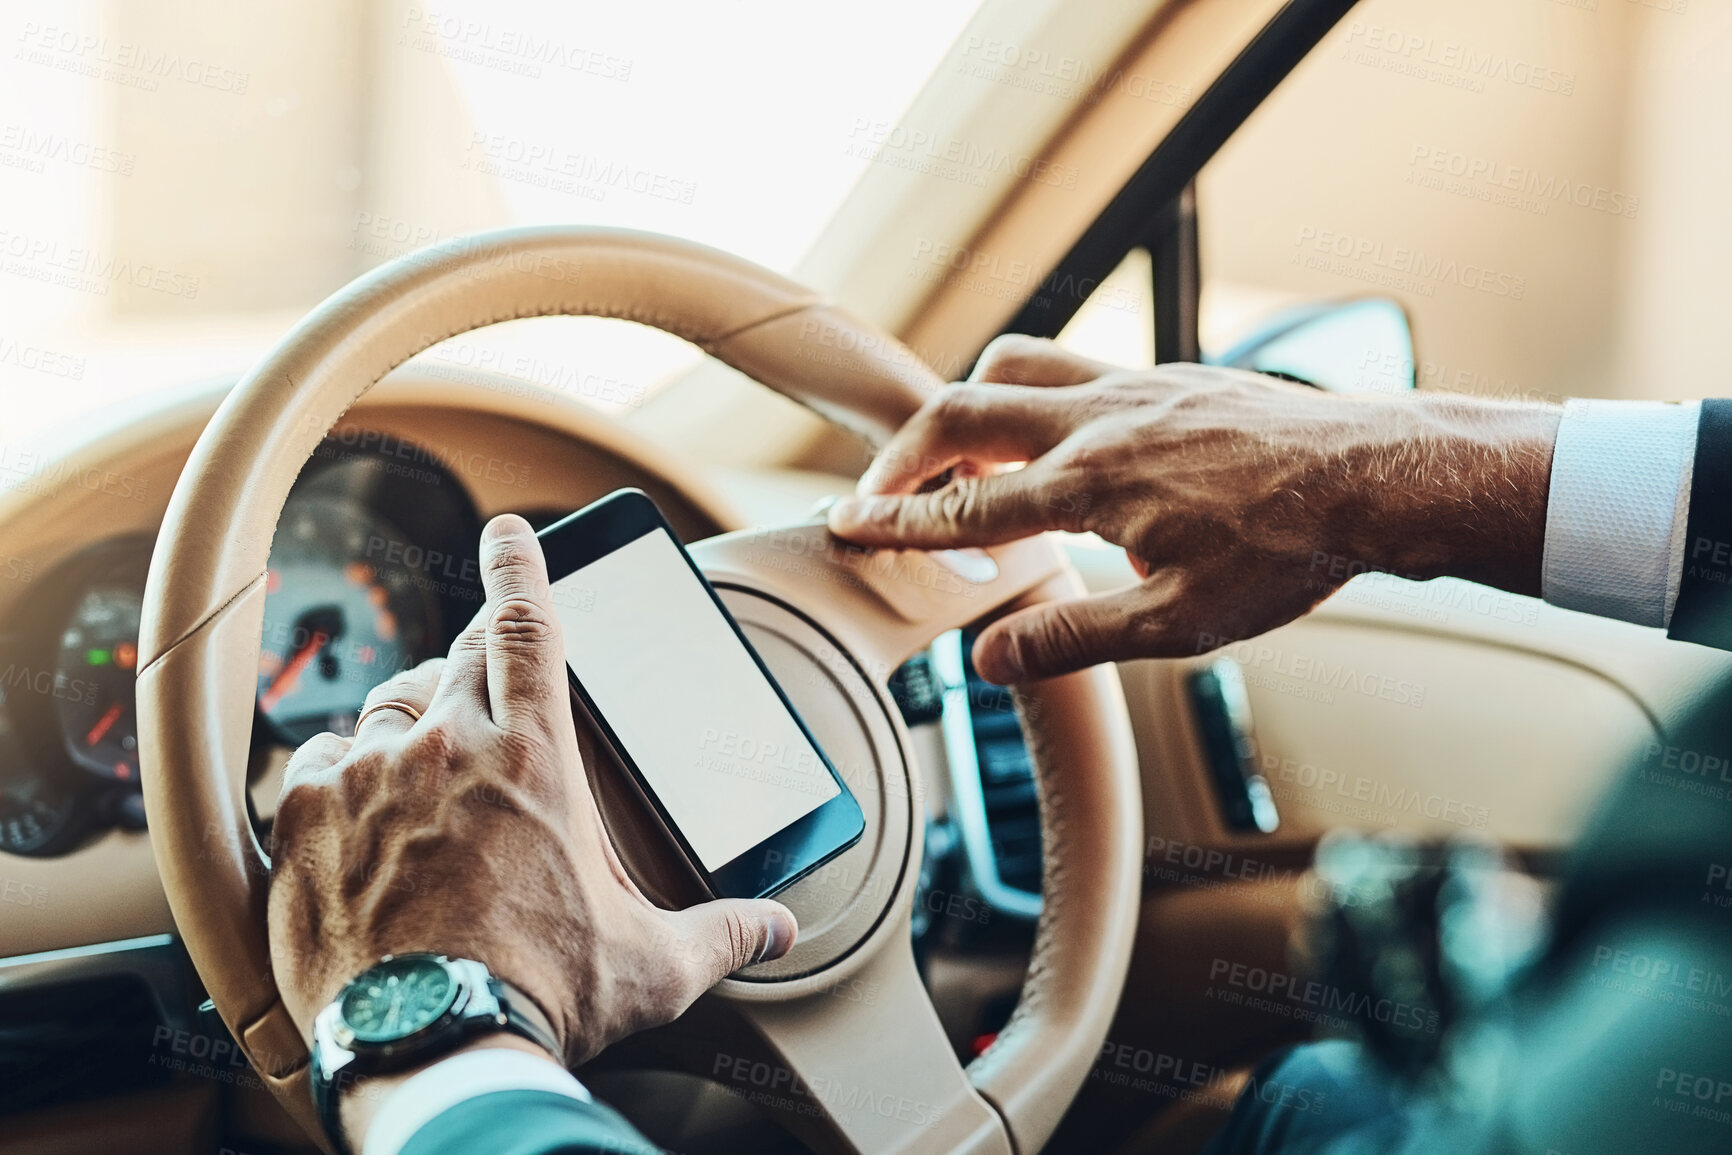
136 227 1142 1155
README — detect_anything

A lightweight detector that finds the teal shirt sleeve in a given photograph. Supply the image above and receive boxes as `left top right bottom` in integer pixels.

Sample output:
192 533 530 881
397 1089 662 1155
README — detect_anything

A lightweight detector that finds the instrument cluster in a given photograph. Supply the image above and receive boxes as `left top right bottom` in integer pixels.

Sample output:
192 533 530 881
0 433 488 855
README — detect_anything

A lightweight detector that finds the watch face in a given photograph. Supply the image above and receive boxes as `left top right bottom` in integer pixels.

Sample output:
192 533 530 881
340 955 458 1045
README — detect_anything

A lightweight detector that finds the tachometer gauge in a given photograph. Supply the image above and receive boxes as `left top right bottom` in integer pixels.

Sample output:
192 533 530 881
53 586 143 782
257 494 443 744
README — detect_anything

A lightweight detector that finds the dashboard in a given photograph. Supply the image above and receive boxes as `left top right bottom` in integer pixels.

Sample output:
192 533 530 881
0 371 1068 1151
0 365 1718 1155
0 433 494 856
0 375 746 869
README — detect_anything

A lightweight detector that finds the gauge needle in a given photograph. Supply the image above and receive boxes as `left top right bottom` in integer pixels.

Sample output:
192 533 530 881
259 630 329 712
86 701 125 747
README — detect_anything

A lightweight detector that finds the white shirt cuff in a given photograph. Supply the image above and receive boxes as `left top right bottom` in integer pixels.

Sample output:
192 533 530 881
1542 398 1699 627
362 1047 591 1155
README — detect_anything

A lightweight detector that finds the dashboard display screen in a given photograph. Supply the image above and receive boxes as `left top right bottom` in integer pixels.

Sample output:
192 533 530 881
551 528 840 871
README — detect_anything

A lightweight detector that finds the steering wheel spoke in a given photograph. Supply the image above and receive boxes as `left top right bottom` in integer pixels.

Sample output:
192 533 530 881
688 521 1065 682
724 921 1011 1155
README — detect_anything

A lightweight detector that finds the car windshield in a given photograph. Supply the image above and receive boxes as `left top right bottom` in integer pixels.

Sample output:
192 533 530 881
0 1 983 442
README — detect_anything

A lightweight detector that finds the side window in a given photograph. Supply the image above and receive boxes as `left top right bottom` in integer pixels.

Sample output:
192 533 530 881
1199 0 1725 405
1054 0 1727 410
1054 248 1155 369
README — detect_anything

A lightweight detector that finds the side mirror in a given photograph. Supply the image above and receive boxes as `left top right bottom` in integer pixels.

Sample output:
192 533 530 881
1208 297 1415 395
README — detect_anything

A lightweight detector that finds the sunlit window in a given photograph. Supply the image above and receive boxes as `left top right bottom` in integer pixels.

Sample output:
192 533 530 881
1053 247 1154 369
0 0 981 441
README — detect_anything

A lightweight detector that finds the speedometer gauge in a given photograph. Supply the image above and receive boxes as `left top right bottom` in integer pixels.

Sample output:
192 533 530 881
257 494 443 744
53 586 144 782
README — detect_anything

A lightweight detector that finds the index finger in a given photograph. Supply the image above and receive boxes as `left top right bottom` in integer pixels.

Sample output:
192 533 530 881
829 462 1076 549
858 381 1080 497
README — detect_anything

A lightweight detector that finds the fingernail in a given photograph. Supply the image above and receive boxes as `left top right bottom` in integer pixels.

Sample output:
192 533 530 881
974 633 1024 686
482 513 533 541
828 498 868 530
759 909 797 962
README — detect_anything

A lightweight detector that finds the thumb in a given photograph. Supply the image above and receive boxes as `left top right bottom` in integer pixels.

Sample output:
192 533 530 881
972 585 1159 684
828 468 1071 550
666 898 798 989
475 512 564 730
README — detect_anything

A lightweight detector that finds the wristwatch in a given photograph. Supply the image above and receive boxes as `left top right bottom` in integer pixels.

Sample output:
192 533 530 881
309 953 563 1155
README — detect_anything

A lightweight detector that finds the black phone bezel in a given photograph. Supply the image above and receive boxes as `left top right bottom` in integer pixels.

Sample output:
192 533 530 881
536 488 865 901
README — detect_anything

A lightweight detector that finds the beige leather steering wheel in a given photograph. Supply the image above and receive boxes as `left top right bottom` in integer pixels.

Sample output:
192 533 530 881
136 226 1142 1155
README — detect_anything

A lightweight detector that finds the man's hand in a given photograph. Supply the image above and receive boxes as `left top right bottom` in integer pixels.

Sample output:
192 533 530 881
828 335 1561 684
267 514 797 1069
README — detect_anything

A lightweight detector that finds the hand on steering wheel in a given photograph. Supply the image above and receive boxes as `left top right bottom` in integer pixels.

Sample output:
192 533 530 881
266 514 797 1073
828 335 1559 684
141 228 1142 1155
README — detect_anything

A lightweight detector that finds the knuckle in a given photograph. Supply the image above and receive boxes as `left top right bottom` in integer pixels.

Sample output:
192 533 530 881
1093 369 1147 395
289 731 348 769
976 333 1053 381
271 778 330 847
280 734 349 794
488 597 556 646
720 908 755 970
336 748 387 811
448 622 488 660
927 384 984 431
363 671 423 710
402 721 462 769
483 547 541 591
931 478 982 530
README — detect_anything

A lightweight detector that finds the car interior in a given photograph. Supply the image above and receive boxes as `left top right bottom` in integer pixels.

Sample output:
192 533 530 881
2 0 1728 1152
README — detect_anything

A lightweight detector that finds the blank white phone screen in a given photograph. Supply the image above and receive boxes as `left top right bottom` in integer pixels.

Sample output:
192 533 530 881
549 528 839 870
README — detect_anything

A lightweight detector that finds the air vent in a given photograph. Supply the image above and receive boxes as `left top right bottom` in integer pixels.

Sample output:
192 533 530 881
931 630 1041 918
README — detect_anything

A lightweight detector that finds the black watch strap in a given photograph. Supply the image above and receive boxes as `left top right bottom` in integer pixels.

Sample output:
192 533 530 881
311 1043 358 1155
488 977 565 1063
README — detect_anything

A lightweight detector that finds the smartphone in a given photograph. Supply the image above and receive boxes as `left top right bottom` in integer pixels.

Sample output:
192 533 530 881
536 489 865 900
